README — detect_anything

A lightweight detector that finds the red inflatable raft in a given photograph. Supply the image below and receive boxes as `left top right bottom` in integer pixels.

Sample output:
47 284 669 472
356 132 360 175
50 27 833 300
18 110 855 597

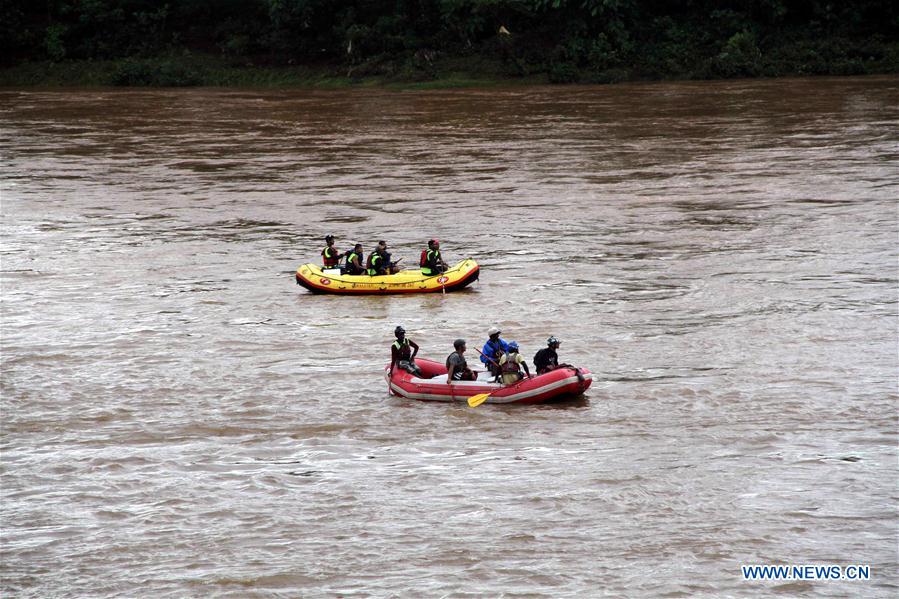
386 358 593 405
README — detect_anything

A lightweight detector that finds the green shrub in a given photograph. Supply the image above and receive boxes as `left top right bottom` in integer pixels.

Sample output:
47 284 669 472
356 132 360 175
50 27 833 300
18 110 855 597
156 61 202 86
111 59 154 85
584 67 629 84
110 59 201 87
586 33 619 71
713 31 762 77
44 24 67 62
548 61 579 83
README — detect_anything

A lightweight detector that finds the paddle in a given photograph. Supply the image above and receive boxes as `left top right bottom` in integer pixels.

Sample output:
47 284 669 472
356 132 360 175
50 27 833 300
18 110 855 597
466 346 503 407
474 346 500 369
441 261 450 294
474 345 503 382
467 391 492 407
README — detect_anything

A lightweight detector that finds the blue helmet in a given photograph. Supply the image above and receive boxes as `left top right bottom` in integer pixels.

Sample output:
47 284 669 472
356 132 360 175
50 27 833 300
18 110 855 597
508 341 519 351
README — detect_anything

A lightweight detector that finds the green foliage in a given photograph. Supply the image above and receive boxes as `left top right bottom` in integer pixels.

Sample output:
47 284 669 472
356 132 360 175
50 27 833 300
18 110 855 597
713 31 762 78
2 0 897 85
44 23 68 62
548 59 578 83
1 1 35 64
267 0 341 59
583 66 628 84
110 58 201 86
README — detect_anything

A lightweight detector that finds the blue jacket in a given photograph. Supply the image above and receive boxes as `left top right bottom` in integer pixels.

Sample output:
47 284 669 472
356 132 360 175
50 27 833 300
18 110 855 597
480 338 509 366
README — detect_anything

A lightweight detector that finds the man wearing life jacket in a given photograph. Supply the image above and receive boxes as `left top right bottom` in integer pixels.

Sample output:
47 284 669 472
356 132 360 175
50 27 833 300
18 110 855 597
420 239 447 276
480 326 509 379
499 341 531 385
390 326 422 377
367 240 390 276
533 336 573 374
446 338 477 382
344 243 366 275
321 235 343 268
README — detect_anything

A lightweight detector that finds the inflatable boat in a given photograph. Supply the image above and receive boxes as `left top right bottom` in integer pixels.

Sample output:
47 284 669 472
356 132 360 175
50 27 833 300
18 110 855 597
386 358 593 405
295 259 479 294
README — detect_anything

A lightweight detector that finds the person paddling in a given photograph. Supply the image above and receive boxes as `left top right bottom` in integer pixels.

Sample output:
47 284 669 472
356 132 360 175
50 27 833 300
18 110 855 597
499 341 531 385
420 239 447 276
446 339 477 382
321 235 344 268
533 336 573 375
344 243 366 275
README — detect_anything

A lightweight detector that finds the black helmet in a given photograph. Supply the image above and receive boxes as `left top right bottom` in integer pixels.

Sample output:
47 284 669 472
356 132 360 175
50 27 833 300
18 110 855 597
325 234 334 242
395 326 406 336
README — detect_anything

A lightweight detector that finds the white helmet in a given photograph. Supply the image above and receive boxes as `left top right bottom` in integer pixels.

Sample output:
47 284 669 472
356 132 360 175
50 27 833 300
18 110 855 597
487 326 501 336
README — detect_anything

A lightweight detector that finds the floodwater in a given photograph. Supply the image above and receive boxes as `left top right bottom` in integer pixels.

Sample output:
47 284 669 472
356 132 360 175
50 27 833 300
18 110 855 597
1 77 897 597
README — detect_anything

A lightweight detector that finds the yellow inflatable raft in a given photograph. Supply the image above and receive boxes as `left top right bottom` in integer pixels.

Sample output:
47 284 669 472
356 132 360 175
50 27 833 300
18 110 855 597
295 259 479 294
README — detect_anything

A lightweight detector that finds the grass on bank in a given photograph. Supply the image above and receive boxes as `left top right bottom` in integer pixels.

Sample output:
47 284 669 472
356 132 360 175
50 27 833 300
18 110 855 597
1 42 897 89
0 54 546 89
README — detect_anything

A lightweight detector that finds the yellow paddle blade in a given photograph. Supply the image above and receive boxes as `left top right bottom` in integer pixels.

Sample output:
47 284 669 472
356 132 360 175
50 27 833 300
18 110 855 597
467 393 490 407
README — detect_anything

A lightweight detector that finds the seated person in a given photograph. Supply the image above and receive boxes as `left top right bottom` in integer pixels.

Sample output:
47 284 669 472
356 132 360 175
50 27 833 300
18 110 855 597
446 338 477 382
367 240 390 276
378 240 402 275
390 325 422 377
480 326 509 379
384 241 402 274
344 244 366 275
499 341 531 385
420 239 448 276
533 336 572 375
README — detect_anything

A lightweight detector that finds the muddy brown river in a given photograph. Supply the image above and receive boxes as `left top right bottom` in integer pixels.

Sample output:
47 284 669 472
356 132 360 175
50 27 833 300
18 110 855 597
1 76 897 597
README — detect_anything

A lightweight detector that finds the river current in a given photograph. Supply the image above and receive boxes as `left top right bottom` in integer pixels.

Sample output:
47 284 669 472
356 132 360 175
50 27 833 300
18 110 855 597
1 76 897 597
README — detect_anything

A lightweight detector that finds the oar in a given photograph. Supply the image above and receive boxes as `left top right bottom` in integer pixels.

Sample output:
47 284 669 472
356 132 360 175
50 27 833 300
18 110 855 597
467 347 503 407
441 263 447 294
467 391 492 408
474 346 500 368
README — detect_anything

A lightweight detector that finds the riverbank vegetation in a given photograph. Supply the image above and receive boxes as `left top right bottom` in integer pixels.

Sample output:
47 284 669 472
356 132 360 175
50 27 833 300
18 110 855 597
2 1 896 87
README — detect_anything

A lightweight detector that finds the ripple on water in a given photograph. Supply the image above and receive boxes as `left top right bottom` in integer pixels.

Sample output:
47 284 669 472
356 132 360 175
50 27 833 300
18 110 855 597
1 79 898 597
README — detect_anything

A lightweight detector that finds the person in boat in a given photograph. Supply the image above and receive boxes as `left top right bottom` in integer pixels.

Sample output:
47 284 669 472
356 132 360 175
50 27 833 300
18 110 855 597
321 235 343 268
499 341 531 385
420 239 447 276
344 243 366 275
533 336 573 375
446 338 477 383
390 326 422 377
379 240 403 274
367 240 391 276
480 326 509 380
